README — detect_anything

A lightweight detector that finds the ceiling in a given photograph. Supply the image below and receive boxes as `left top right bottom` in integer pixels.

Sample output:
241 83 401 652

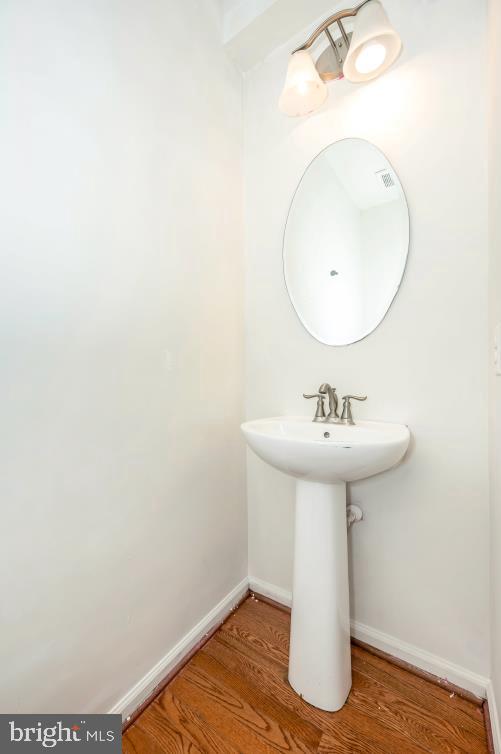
221 0 340 72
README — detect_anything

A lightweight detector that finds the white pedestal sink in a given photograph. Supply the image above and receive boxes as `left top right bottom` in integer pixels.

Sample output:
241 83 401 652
241 416 410 712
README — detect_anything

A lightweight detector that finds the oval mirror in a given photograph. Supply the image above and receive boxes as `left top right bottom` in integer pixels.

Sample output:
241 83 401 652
283 138 409 346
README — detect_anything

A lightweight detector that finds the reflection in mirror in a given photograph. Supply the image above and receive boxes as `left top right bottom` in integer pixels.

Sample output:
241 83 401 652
283 138 409 346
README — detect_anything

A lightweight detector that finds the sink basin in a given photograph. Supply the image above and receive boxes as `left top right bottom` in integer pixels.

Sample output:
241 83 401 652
241 416 410 483
241 415 410 713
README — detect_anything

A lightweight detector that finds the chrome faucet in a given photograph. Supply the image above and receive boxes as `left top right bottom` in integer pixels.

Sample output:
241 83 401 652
302 391 326 422
304 385 367 424
319 383 339 423
303 383 340 423
340 394 367 425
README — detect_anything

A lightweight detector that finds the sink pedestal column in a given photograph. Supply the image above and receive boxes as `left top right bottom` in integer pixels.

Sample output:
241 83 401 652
288 480 351 712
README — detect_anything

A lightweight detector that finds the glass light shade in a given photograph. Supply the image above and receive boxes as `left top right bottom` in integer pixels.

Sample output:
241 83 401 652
343 0 402 83
279 50 328 117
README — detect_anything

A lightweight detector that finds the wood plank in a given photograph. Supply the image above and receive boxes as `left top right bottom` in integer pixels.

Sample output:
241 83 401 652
217 622 289 677
123 596 489 754
124 717 201 754
167 658 315 752
352 642 484 715
145 694 239 754
231 601 487 752
206 632 430 754
317 731 388 754
224 597 291 642
353 639 484 707
349 668 486 754
189 650 322 752
351 643 486 738
221 600 290 666
251 590 484 712
221 602 486 751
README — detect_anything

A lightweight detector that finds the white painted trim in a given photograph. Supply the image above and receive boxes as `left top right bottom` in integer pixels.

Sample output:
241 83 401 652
487 680 501 754
109 573 495 739
108 578 249 721
350 619 488 700
249 576 292 607
249 576 489 700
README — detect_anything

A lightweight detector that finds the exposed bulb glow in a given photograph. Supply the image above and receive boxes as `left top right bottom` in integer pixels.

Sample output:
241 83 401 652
355 42 387 75
343 0 402 83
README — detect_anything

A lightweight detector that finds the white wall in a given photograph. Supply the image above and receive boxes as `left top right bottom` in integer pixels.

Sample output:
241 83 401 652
489 0 501 727
0 0 246 713
244 0 490 676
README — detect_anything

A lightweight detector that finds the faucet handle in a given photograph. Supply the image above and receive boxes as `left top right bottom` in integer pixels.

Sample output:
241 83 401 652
303 393 326 423
341 395 367 425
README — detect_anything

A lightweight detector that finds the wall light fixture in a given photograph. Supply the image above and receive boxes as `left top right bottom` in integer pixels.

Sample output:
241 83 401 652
279 0 402 117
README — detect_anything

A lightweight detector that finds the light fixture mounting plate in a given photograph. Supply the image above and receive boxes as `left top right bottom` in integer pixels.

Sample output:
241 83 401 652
316 31 352 81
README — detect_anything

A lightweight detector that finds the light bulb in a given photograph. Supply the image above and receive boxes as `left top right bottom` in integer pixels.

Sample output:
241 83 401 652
355 42 387 75
343 0 402 83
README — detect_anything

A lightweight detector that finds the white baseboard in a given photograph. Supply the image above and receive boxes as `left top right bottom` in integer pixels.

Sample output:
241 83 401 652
109 573 494 742
350 619 488 700
249 576 292 607
108 578 249 721
487 680 501 754
249 576 489 700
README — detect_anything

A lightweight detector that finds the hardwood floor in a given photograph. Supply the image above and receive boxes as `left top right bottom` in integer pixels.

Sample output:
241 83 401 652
123 596 490 753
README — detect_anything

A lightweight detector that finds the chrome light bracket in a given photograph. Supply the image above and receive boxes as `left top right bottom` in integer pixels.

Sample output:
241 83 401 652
316 29 353 81
291 0 369 80
292 0 370 54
